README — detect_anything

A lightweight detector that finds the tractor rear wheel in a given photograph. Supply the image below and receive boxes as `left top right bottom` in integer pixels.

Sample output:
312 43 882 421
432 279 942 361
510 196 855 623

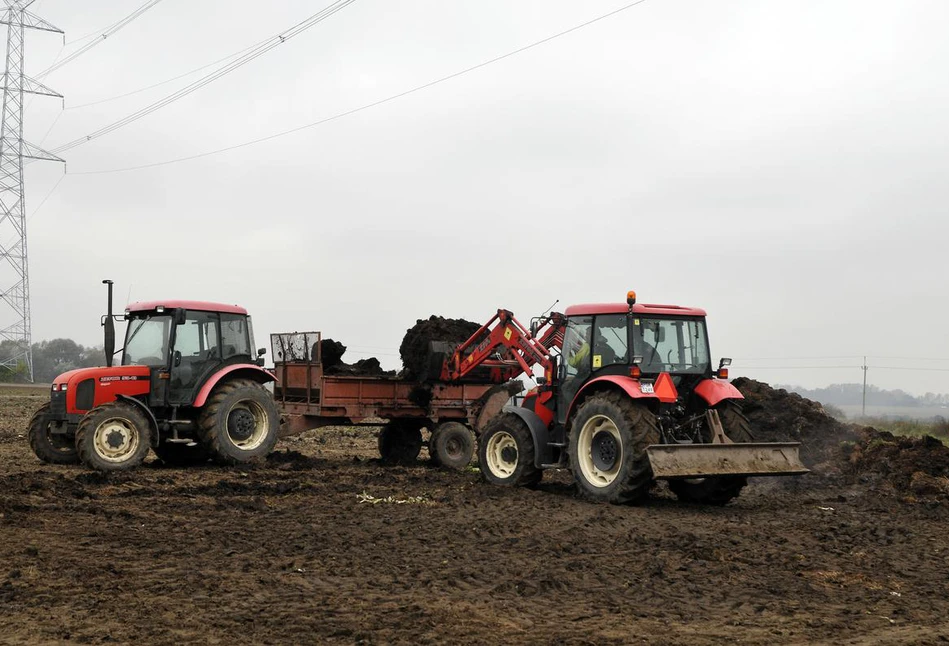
477 413 541 487
198 379 280 464
28 403 79 465
378 421 423 465
568 392 659 504
668 401 753 506
152 442 210 467
76 402 152 472
429 422 474 470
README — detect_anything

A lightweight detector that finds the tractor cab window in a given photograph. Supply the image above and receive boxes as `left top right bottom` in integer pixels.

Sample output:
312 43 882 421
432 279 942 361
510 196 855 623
563 316 592 377
175 311 221 360
635 317 710 374
592 314 628 369
122 315 172 366
220 314 252 359
170 311 221 403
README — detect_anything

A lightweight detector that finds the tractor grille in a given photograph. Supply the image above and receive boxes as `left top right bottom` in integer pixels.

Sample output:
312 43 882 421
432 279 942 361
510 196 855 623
76 378 95 411
50 390 66 417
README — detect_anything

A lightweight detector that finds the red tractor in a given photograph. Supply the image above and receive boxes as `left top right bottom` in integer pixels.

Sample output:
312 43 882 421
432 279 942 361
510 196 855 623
441 291 807 505
28 281 279 472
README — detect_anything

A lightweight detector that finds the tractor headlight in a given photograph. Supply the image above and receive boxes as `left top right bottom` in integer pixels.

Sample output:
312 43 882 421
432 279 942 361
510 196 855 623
60 383 67 391
51 383 58 392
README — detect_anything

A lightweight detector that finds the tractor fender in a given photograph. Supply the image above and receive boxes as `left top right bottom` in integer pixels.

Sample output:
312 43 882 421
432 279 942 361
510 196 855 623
192 364 277 408
567 374 677 422
115 395 161 446
501 404 552 468
693 379 744 407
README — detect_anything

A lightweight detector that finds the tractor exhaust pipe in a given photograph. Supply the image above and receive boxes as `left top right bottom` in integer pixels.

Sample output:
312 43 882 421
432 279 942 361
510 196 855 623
103 279 115 368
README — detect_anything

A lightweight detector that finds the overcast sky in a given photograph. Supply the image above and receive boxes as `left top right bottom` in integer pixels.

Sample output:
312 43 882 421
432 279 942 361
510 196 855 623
4 0 947 395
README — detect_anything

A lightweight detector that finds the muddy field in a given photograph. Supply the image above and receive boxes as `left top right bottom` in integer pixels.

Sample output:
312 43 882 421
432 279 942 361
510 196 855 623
2 386 949 645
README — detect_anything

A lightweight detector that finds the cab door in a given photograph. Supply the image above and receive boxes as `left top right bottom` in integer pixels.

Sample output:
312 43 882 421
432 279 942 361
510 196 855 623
169 311 222 404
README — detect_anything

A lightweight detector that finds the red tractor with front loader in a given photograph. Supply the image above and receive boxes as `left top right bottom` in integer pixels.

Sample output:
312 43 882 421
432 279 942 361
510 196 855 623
28 281 280 472
439 291 807 505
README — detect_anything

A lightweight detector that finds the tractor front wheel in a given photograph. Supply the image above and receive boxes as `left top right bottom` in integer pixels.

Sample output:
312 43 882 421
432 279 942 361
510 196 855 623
28 403 79 465
378 421 423 465
198 379 280 464
668 401 753 506
568 393 659 504
477 413 541 487
428 422 474 470
75 403 152 472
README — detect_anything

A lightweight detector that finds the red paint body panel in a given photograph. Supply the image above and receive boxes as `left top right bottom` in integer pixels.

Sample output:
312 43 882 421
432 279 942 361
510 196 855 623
57 365 151 414
568 374 679 421
564 302 707 317
127 300 247 315
693 379 744 407
192 364 277 407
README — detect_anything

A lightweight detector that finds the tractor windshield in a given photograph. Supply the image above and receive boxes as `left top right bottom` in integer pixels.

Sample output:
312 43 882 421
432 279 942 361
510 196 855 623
122 314 172 366
634 317 710 375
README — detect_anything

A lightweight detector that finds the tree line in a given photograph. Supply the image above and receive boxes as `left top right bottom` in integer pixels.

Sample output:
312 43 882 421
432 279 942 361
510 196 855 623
778 382 949 407
0 339 105 383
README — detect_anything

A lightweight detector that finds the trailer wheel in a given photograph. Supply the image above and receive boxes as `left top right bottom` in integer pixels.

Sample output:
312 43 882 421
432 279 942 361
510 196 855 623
152 442 210 467
668 401 753 506
477 413 541 487
198 379 280 464
568 392 658 504
75 403 152 472
378 421 423 465
429 422 474 470
28 403 79 465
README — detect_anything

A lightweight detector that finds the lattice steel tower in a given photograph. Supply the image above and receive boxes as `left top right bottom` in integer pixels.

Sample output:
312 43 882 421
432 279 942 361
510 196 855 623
0 1 62 381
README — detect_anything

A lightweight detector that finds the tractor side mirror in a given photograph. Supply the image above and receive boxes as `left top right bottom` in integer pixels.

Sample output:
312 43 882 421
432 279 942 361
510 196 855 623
174 350 181 367
557 361 567 382
175 309 187 325
257 347 266 357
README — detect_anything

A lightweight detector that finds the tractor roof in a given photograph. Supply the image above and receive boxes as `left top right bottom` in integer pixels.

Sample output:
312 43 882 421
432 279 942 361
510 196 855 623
564 302 707 317
126 300 248 315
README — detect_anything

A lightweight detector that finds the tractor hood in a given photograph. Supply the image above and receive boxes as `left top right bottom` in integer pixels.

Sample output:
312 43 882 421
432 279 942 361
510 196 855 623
53 365 151 390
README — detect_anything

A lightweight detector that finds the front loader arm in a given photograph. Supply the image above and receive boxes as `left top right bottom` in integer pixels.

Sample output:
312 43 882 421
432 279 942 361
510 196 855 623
442 309 564 383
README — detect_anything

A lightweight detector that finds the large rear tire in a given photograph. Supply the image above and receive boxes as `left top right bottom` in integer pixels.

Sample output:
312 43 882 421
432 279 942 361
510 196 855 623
429 422 475 470
76 403 152 472
378 421 423 465
568 392 659 504
28 403 79 465
477 413 541 487
198 379 280 464
668 401 753 506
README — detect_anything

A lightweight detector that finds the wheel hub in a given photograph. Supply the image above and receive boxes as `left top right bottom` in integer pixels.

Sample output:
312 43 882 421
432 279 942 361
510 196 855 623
106 429 127 450
500 446 517 463
227 409 256 441
591 430 618 471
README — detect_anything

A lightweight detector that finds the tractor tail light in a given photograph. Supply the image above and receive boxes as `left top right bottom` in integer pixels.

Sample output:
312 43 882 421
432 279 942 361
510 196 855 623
630 366 641 378
717 368 729 379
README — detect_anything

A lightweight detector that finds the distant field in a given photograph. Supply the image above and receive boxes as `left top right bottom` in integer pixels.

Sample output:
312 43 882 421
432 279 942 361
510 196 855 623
838 404 949 420
0 383 49 397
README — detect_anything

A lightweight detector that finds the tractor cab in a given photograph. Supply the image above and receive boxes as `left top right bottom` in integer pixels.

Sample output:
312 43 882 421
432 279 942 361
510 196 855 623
556 299 717 425
122 301 260 406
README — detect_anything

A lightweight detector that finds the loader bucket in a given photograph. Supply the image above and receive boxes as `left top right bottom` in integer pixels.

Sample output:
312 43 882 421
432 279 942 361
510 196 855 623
646 442 809 479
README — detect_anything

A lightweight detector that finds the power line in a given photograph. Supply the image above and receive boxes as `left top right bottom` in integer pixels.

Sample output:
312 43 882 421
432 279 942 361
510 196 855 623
69 0 649 175
736 355 864 361
36 0 165 79
65 41 265 111
50 0 357 155
735 366 863 370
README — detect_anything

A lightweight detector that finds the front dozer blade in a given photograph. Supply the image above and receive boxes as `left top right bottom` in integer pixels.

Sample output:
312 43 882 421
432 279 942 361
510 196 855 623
646 442 809 479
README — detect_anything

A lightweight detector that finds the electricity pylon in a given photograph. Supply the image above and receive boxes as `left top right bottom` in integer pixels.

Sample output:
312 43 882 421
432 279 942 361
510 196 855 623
0 1 63 381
